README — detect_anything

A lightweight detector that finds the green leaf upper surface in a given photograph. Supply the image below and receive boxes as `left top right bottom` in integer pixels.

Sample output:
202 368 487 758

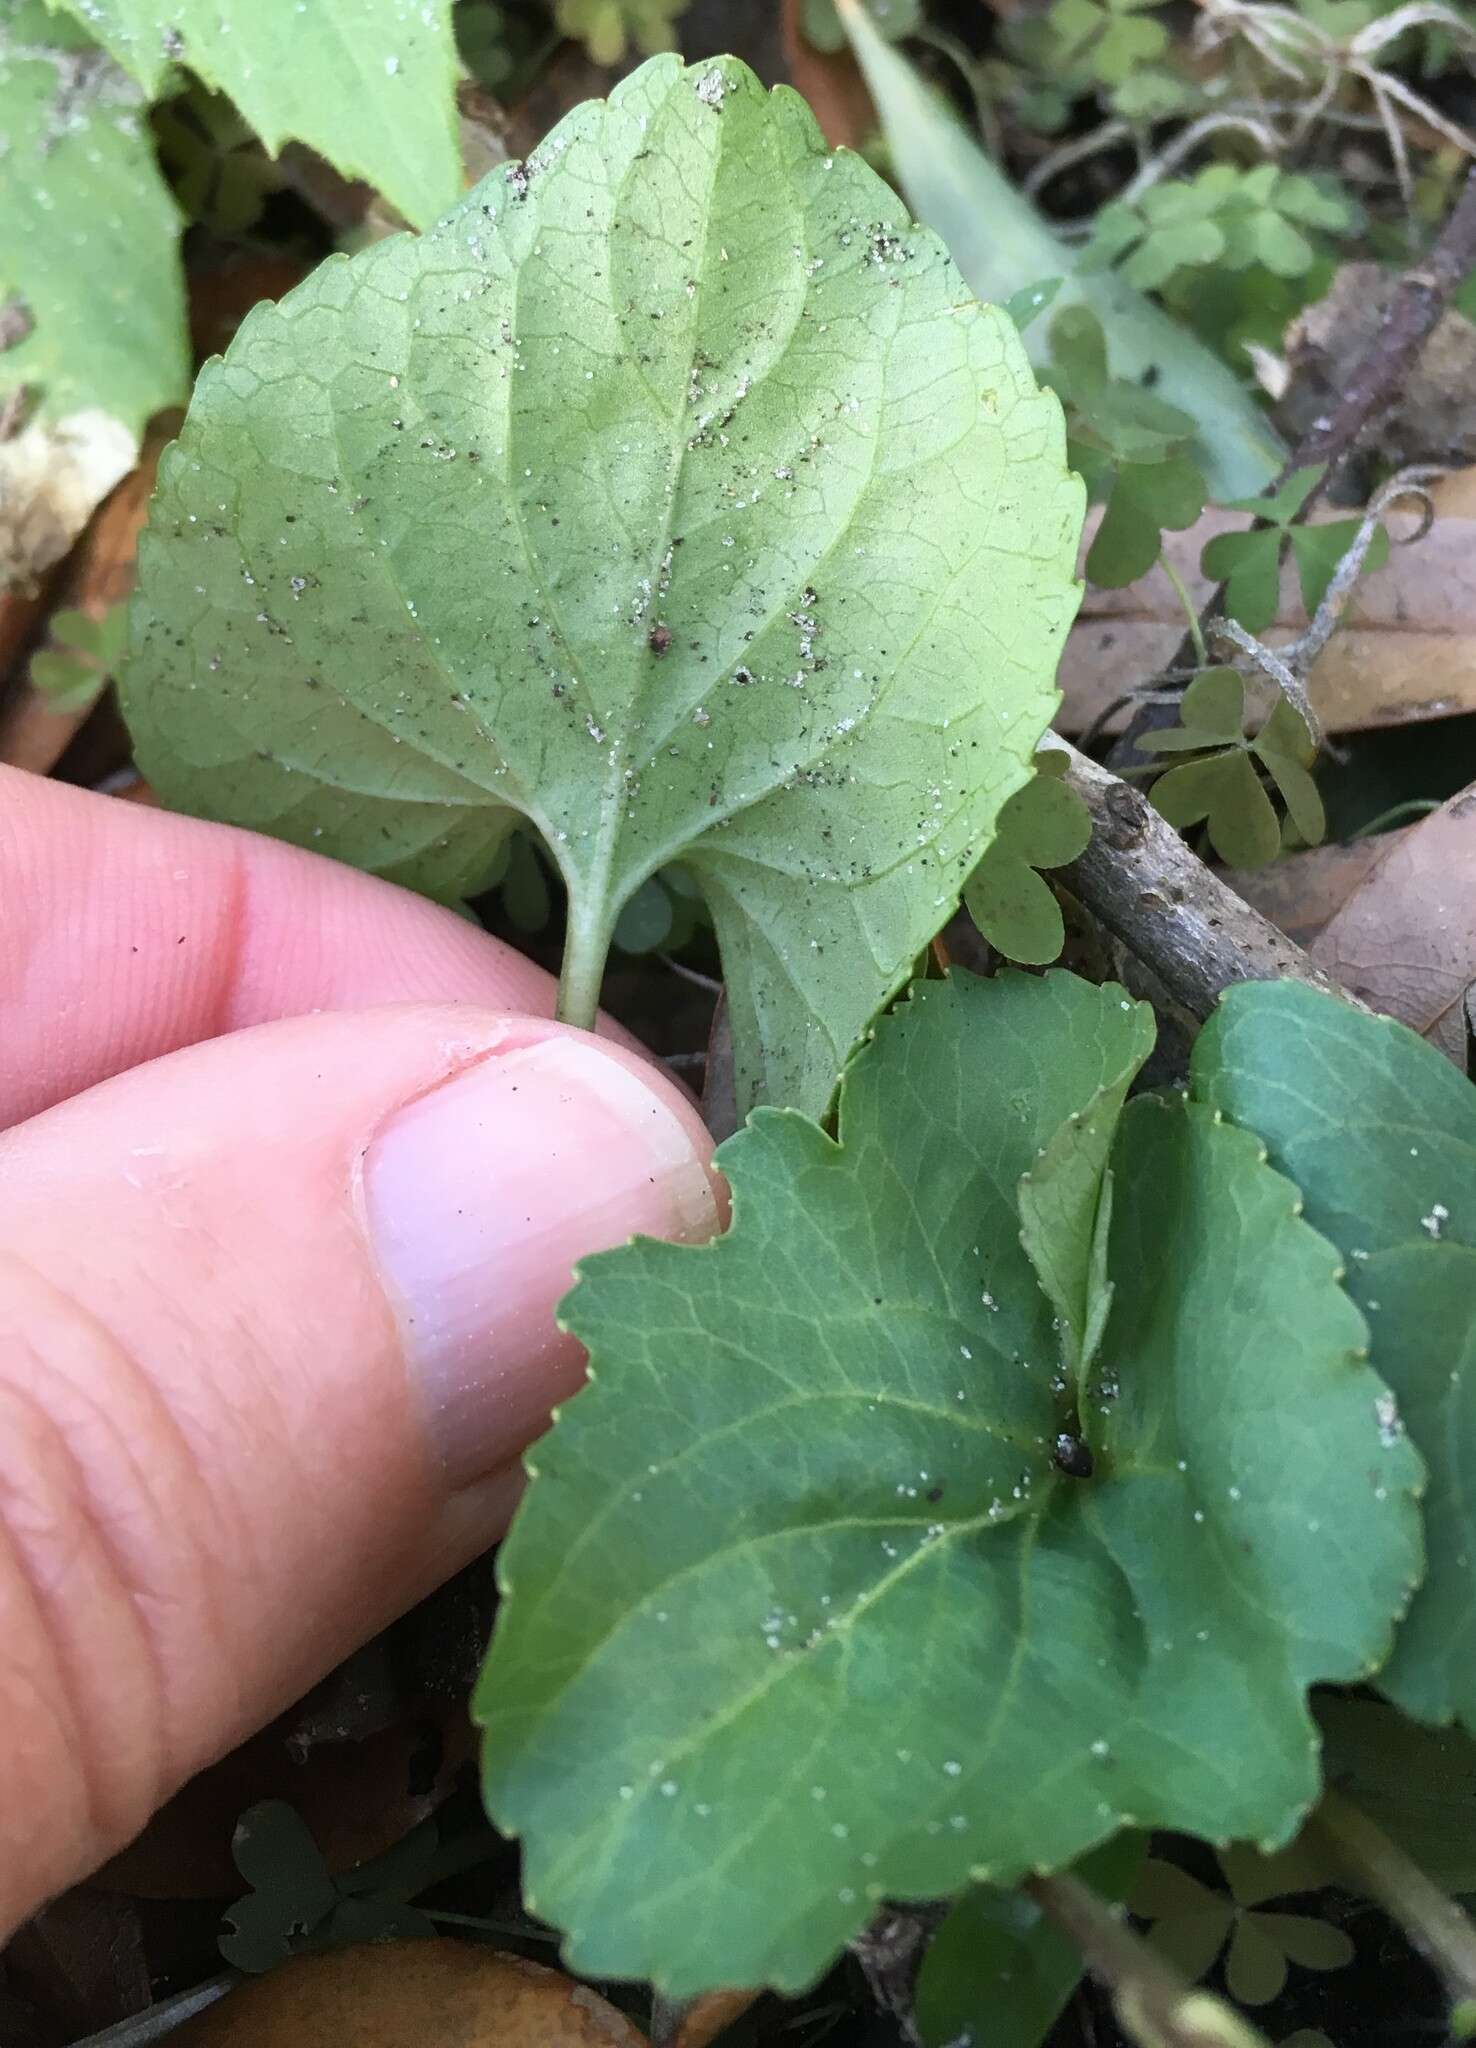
45 0 461 227
124 56 1083 1117
476 970 1420 1993
0 1 187 437
1193 979 1476 1732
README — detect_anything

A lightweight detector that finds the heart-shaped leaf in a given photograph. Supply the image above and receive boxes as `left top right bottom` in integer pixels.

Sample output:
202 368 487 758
477 970 1420 1993
1084 449 1205 588
124 55 1082 1118
1194 979 1476 1732
962 748 1092 964
1152 749 1282 868
221 1802 339 1971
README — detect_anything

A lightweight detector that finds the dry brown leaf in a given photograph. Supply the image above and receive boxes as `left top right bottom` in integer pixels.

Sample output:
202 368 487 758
0 579 54 692
173 1940 649 2047
780 0 874 151
98 1698 473 1899
0 674 85 776
0 430 166 776
659 1989 759 2048
0 406 136 591
1218 833 1405 950
1309 784 1476 1063
188 256 314 363
2 1888 150 2036
1058 470 1476 739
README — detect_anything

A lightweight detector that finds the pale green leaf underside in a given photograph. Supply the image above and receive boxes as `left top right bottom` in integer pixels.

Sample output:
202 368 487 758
124 55 1083 1116
1194 979 1476 1733
477 970 1420 1993
45 0 461 226
0 2 187 435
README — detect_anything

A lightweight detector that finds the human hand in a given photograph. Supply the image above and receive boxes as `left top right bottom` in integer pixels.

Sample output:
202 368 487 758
0 765 722 1934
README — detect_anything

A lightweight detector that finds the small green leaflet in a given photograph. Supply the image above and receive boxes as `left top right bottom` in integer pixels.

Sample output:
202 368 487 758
45 0 461 227
1085 450 1204 589
834 0 1285 499
555 0 688 65
1046 0 1168 86
30 602 129 712
124 56 1083 1119
1 1 185 433
0 1 187 577
221 1800 438 1972
915 1836 1144 2048
477 970 1420 1993
802 0 920 53
1202 467 1390 634
1144 668 1325 869
1041 306 1207 589
1087 166 1359 293
963 745 1091 965
1004 277 1065 334
1193 979 1476 1733
1132 1844 1353 2007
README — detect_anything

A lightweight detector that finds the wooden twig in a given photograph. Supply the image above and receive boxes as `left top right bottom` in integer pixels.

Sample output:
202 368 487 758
847 1906 941 2047
1058 742 1355 1016
1290 166 1476 488
1110 166 1476 770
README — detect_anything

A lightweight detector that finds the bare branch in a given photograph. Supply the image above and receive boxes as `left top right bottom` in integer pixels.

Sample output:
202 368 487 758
1058 742 1357 1014
1108 167 1476 772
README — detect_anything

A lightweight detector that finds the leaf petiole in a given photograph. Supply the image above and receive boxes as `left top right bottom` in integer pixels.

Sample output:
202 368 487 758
1158 554 1207 667
1025 1869 1271 2048
1306 1784 1476 2032
557 900 618 1034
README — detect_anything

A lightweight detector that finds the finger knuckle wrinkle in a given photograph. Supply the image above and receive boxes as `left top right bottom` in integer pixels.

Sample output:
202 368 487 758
0 1253 185 1862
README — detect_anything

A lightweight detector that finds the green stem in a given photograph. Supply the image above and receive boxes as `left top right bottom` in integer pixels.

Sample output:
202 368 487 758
1307 1785 1476 2030
1349 796 1443 840
557 900 615 1032
424 1909 558 1942
1159 556 1208 669
1025 1871 1271 2048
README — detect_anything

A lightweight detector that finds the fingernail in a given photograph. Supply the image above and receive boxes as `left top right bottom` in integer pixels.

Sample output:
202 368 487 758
364 1035 719 1487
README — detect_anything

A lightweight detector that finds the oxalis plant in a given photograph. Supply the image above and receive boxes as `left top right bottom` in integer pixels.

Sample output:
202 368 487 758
121 48 1476 2043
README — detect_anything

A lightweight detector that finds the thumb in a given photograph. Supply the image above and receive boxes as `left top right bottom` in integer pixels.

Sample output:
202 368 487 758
0 1005 720 1930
